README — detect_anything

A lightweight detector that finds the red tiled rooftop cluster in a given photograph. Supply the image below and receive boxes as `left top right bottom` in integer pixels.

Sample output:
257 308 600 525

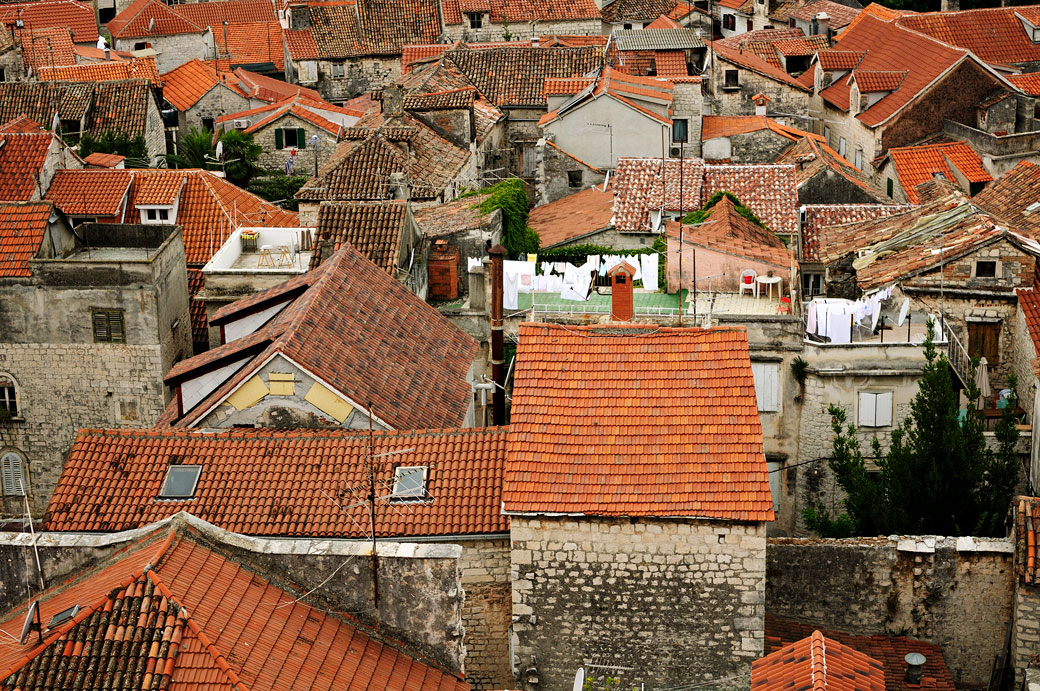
887 142 991 204
0 202 51 277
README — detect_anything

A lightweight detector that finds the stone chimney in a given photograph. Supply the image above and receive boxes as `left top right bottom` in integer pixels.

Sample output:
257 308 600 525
382 84 404 118
814 11 830 39
941 0 959 10
608 261 636 322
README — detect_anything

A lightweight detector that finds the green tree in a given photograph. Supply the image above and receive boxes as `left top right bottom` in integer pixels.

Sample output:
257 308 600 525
805 321 1020 537
78 131 150 168
246 173 310 211
476 179 539 258
216 130 263 186
164 127 215 169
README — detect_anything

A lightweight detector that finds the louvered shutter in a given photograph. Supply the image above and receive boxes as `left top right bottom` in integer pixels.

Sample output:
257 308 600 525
108 310 125 343
275 128 284 149
297 129 306 149
92 310 110 342
1 453 23 496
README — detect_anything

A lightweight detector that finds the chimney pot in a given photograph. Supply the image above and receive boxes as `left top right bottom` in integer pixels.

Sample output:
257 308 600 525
608 261 636 321
905 653 926 685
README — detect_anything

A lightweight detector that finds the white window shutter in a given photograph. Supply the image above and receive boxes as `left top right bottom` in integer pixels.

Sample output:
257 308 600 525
0 454 19 496
751 363 779 412
858 392 877 427
876 392 893 427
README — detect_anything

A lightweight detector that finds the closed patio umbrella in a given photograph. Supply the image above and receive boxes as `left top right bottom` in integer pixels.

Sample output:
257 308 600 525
975 356 992 409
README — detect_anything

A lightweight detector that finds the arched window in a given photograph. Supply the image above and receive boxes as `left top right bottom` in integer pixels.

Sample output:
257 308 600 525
0 451 27 496
0 375 17 417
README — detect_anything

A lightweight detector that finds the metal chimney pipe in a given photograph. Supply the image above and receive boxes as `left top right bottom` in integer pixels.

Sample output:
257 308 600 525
489 244 506 426
905 653 926 684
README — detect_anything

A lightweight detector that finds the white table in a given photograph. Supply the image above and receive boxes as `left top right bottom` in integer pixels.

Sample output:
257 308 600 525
756 275 782 300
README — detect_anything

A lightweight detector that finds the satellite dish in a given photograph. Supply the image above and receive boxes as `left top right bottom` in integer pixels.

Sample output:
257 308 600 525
572 668 585 691
897 297 910 327
18 601 39 646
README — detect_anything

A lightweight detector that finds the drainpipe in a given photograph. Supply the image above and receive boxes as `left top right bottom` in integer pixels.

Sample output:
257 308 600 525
489 243 506 426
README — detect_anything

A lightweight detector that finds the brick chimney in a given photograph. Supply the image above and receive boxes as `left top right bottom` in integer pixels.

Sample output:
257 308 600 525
609 261 637 322
752 92 771 116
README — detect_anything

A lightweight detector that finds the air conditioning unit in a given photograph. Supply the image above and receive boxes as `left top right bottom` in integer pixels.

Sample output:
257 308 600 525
669 146 681 156
233 118 251 129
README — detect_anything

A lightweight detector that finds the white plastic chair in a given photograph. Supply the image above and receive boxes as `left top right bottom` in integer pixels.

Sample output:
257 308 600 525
738 269 757 297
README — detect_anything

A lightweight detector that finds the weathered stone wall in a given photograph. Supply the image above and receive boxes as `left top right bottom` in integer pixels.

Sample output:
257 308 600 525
766 536 1014 687
180 86 253 138
1015 583 1040 684
1014 305 1038 420
708 57 811 119
441 18 601 42
535 140 606 206
313 57 402 102
459 538 513 690
511 515 767 691
116 31 214 74
797 167 884 204
721 130 794 164
143 88 169 163
253 113 337 173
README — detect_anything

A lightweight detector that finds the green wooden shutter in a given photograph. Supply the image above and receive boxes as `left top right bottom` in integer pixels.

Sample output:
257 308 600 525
275 128 284 149
297 128 306 149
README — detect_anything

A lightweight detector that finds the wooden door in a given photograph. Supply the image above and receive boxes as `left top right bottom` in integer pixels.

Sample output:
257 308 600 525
968 322 1000 367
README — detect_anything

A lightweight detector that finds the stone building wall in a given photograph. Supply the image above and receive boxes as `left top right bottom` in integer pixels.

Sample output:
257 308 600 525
766 536 1014 688
142 88 169 163
1013 304 1037 419
441 18 602 42
115 31 214 74
0 342 167 513
181 86 253 138
707 57 811 118
704 130 793 164
1014 582 1040 684
252 113 337 173
535 139 606 206
511 515 767 691
311 57 402 102
459 538 513 690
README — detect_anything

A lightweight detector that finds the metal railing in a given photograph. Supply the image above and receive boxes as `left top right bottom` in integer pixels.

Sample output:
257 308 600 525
945 320 972 386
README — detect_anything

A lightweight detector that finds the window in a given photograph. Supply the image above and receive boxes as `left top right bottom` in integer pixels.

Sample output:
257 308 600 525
159 465 202 498
92 308 126 343
672 118 689 142
974 260 997 278
0 67 7 82
392 465 427 499
567 170 582 188
201 117 215 131
788 17 795 26
466 11 483 28
858 391 893 427
60 119 79 136
0 377 16 417
134 41 148 50
0 451 27 496
269 372 295 396
855 149 862 170
145 208 169 222
623 22 633 29
766 460 781 515
802 272 823 296
887 177 894 197
298 60 317 83
751 362 779 412
331 62 344 78
275 127 306 150
838 137 847 157
723 13 735 30
823 126 831 146
746 18 753 31
724 69 739 88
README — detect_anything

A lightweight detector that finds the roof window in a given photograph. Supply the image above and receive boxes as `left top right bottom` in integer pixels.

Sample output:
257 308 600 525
391 465 427 500
159 464 202 499
47 605 80 629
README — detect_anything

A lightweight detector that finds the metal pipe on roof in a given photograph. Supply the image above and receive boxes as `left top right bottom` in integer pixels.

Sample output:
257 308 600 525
489 244 506 426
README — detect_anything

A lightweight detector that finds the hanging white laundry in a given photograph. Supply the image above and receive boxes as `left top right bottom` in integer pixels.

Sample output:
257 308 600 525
806 301 817 334
584 255 600 273
828 313 852 344
504 260 536 294
555 262 566 272
627 255 642 281
548 275 564 292
640 254 659 291
503 271 520 309
541 261 554 276
535 275 547 291
561 264 593 301
468 257 483 272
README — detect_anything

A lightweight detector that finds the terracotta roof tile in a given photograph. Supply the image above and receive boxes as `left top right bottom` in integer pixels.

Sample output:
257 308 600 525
701 115 818 141
233 68 322 103
0 116 43 133
0 0 98 43
89 79 155 138
163 244 479 431
703 164 799 235
45 426 507 537
443 0 599 24
898 7 1040 67
853 69 907 92
175 0 276 26
712 31 813 90
310 200 407 272
106 0 203 39
788 0 860 27
300 0 441 59
37 57 161 86
0 524 473 691
613 27 705 50
842 1 909 34
413 193 498 237
771 37 827 56
799 203 913 262
974 160 1040 238
777 137 889 204
753 630 886 691
0 81 153 140
822 14 972 127
529 183 614 247
1015 495 1040 584
601 0 685 22
888 141 992 204
0 132 57 201
212 20 285 70
16 26 75 69
137 173 185 205
611 157 704 231
817 49 866 70
764 615 955 691
668 195 791 267
503 323 774 521
284 26 320 59
216 95 352 136
83 152 125 167
404 86 477 110
159 58 222 110
44 169 131 215
442 46 603 107
0 201 50 277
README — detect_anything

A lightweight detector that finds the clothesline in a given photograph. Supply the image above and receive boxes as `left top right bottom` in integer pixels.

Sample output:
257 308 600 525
501 254 661 307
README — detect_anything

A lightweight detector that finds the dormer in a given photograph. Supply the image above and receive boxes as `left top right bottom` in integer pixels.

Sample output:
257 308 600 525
459 0 491 31
136 174 186 225
850 70 907 114
1016 9 1040 43
815 50 866 91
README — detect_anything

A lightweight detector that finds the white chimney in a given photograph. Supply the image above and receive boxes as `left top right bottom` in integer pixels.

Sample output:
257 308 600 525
814 11 830 38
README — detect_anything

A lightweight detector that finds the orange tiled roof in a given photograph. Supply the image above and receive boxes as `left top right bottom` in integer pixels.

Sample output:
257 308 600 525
503 323 774 521
0 0 98 43
799 203 913 262
106 0 203 39
973 160 1040 238
711 31 813 90
45 426 508 537
176 0 276 25
538 66 674 126
1009 72 1040 96
83 152 125 167
216 94 353 136
161 244 479 431
668 195 791 267
842 1 912 34
601 0 685 21
0 116 43 133
817 49 866 70
212 19 285 70
159 58 223 110
703 164 799 236
753 630 886 691
413 192 498 237
764 615 955 691
0 131 56 201
529 182 614 247
37 57 161 86
442 0 599 24
0 522 473 691
853 69 907 92
284 26 320 60
887 141 992 204
17 26 75 69
776 136 889 204
0 202 50 277
46 169 298 265
701 115 819 142
1016 495 1040 584
310 200 407 272
897 7 1040 68
788 0 860 28
441 46 603 107
234 67 323 103
136 173 185 205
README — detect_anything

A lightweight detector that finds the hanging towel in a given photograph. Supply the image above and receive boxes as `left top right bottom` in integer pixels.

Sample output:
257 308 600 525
806 301 817 334
828 313 852 344
561 264 593 301
504 260 536 294
640 254 659 291
503 271 520 309
541 261 554 276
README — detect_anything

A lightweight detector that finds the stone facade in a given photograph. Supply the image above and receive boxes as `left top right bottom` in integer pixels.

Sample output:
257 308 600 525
289 57 401 103
459 538 513 690
707 56 811 119
767 535 1015 688
510 515 767 691
251 113 337 173
703 129 792 164
1014 581 1040 685
177 85 253 138
0 225 191 514
534 140 606 206
441 18 602 42
114 30 214 74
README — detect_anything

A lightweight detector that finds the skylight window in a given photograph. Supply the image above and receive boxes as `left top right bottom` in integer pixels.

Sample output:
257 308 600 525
47 605 80 629
391 466 427 500
159 465 202 499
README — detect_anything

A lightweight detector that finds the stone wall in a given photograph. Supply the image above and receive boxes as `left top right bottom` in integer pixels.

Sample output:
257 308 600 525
766 536 1014 687
705 130 793 164
535 139 606 206
116 31 214 74
1014 305 1038 421
181 85 253 138
511 515 767 691
253 113 337 173
708 56 811 119
143 88 169 163
1015 582 1040 684
459 538 513 690
441 18 601 42
313 57 401 102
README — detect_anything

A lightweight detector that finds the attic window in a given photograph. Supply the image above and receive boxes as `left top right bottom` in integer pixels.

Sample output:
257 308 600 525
567 170 582 188
391 465 427 500
466 12 483 28
975 260 997 278
724 69 739 88
159 465 202 499
145 208 169 222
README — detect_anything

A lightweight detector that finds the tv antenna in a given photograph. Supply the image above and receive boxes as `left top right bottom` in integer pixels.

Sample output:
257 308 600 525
18 601 42 646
